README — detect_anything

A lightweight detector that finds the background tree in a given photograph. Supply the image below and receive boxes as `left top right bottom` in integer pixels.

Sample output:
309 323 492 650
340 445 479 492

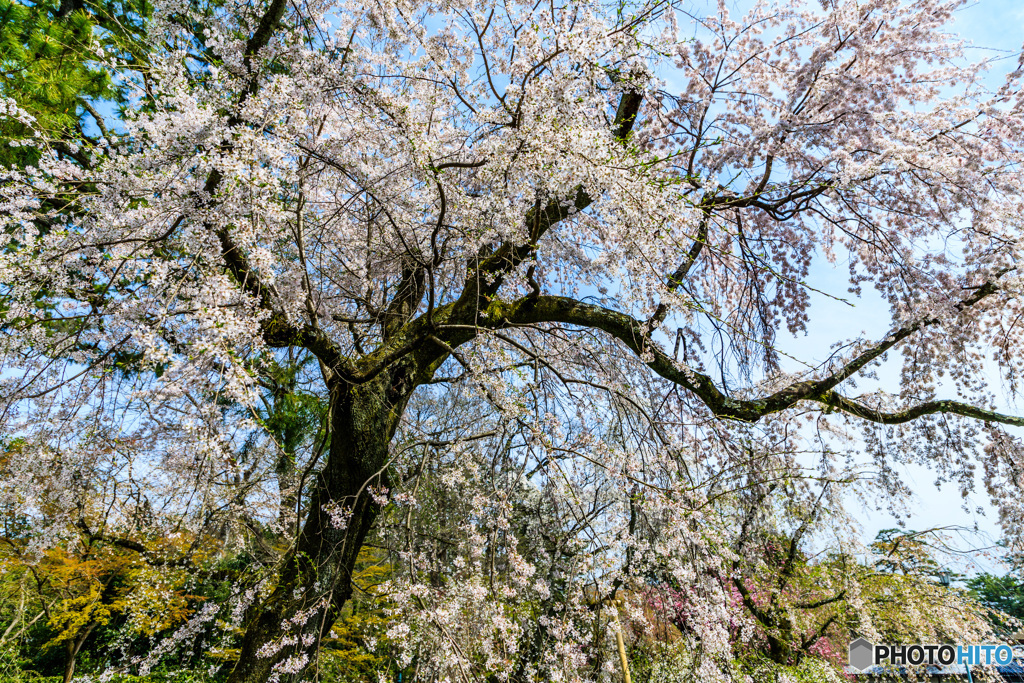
967 570 1024 635
0 436 213 682
0 0 149 168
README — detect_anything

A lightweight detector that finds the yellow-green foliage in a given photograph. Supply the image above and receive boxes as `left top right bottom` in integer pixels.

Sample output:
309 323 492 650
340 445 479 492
0 542 196 652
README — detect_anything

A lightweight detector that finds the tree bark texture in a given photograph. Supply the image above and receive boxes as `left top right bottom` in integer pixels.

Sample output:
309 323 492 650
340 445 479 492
227 364 415 683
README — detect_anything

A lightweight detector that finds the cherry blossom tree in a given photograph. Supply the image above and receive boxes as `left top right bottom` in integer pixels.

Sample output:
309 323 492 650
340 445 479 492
2 0 1024 680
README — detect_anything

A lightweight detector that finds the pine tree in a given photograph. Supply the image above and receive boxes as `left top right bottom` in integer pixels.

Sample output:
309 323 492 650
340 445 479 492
0 0 148 167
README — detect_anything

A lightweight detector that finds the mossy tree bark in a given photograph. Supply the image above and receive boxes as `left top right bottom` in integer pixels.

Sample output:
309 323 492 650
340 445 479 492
227 364 416 683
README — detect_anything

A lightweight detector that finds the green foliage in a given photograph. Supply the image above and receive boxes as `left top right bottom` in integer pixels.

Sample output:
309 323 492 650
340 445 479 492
0 639 43 682
0 2 106 127
311 548 397 682
0 0 148 167
966 572 1024 633
626 642 691 683
26 672 222 682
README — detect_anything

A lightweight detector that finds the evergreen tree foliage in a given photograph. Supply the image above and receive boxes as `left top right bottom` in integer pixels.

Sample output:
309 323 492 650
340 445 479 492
0 0 147 167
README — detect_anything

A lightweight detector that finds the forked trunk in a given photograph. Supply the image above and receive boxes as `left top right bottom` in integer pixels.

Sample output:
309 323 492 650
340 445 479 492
226 369 413 683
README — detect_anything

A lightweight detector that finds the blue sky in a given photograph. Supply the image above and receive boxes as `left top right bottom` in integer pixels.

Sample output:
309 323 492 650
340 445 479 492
845 0 1020 572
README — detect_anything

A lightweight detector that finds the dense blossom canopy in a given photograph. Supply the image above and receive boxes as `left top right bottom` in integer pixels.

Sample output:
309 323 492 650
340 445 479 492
1 0 1023 680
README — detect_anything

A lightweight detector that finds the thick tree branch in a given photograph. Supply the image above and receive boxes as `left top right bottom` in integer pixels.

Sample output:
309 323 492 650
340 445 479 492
794 591 847 610
799 613 841 656
732 574 775 626
778 488 827 591
381 252 427 340
762 271 1012 408
460 285 1024 427
243 0 288 70
817 391 1024 426
351 88 646 383
185 0 346 371
648 209 710 330
75 520 193 567
201 174 344 370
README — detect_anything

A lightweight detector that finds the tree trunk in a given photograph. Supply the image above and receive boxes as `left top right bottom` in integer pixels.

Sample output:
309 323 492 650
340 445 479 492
63 639 77 683
766 616 795 665
63 622 96 683
227 366 414 683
